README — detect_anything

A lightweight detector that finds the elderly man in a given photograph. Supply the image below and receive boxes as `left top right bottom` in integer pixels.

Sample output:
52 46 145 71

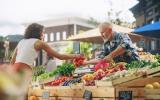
83 22 139 65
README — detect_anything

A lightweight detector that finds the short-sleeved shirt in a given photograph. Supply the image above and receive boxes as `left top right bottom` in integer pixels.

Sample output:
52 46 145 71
98 32 140 63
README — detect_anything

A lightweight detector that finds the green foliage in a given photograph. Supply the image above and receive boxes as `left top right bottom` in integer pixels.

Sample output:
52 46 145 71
125 60 160 70
87 17 100 26
155 54 160 63
80 42 92 59
0 36 4 41
32 66 46 81
125 60 151 69
65 42 73 54
38 63 75 80
55 63 75 76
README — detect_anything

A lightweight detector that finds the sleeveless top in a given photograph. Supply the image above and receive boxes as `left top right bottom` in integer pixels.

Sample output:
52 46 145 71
15 38 39 66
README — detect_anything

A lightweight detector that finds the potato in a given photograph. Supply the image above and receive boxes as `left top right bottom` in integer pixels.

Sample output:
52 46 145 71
145 84 154 89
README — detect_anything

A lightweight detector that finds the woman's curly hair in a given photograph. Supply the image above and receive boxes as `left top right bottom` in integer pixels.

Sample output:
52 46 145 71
24 23 44 39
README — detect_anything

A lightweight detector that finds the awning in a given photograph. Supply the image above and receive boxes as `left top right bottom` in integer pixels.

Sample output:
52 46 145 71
133 22 160 38
67 24 143 44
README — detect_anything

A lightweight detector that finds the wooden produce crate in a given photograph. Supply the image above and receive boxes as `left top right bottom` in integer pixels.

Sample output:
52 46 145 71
28 86 147 100
145 89 160 100
147 66 160 77
112 66 160 87
28 86 116 100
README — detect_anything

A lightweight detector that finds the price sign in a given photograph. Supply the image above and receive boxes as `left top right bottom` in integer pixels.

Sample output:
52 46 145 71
119 91 132 100
42 91 49 100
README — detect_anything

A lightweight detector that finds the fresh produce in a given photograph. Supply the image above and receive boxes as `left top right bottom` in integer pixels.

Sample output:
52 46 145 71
94 60 110 71
155 54 160 63
125 60 151 70
53 63 75 76
46 76 68 86
150 62 160 68
145 84 154 89
152 82 160 89
73 55 85 67
29 95 39 100
38 73 49 80
145 82 160 89
82 74 94 81
82 74 95 86
32 66 46 81
93 69 106 80
62 78 81 86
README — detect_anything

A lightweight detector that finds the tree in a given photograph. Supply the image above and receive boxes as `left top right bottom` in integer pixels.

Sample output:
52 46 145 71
0 36 4 41
65 42 73 54
87 17 100 27
80 42 92 60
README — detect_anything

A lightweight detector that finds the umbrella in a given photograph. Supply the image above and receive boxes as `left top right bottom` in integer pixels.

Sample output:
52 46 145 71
133 22 160 38
67 24 143 44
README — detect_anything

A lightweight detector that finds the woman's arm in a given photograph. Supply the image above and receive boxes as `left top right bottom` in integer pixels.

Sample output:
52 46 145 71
10 47 17 64
83 59 101 65
34 40 79 60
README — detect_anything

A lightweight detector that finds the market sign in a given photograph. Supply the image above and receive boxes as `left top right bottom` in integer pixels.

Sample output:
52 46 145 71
119 91 132 100
42 91 49 100
83 90 92 100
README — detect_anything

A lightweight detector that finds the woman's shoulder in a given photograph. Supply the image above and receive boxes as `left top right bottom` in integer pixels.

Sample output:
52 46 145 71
34 39 45 50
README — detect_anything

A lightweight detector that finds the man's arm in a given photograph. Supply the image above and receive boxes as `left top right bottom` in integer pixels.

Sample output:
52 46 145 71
104 33 131 62
109 45 126 58
83 59 101 65
103 45 126 62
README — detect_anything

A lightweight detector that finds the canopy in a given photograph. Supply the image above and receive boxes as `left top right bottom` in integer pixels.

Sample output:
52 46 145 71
68 24 143 44
133 22 160 38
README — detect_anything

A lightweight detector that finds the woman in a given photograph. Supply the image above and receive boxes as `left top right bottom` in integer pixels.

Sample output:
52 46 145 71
9 23 80 99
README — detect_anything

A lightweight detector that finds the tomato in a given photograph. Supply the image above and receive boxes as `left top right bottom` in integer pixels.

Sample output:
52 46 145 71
73 55 85 67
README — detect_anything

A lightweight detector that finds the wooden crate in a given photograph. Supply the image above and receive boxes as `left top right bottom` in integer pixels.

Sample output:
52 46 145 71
28 86 115 98
115 87 144 100
145 89 160 100
39 77 55 85
112 74 143 86
33 97 115 100
147 66 160 75
28 86 146 100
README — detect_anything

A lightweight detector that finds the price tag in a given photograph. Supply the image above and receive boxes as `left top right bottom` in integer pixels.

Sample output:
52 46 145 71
42 91 49 100
83 90 92 100
119 91 132 100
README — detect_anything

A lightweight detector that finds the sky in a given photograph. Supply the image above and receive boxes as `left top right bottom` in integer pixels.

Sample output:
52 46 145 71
0 0 138 36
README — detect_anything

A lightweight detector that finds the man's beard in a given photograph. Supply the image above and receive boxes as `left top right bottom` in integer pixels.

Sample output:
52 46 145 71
103 38 109 43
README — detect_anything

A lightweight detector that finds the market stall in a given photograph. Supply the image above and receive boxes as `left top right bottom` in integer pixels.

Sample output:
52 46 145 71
28 54 160 100
28 24 160 100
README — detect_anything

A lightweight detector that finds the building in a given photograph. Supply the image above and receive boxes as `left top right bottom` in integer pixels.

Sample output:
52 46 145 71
30 17 96 65
130 0 160 52
130 0 160 28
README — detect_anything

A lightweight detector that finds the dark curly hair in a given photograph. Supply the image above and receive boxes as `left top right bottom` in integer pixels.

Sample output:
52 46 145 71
24 23 44 39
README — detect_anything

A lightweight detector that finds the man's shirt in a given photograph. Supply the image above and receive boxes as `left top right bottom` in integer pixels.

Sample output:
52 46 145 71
98 32 140 63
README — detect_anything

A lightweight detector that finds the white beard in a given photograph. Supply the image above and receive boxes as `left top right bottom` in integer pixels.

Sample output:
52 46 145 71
103 38 109 43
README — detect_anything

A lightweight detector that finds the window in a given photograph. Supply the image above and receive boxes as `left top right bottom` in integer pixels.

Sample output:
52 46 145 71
147 10 153 16
146 0 152 7
56 32 60 41
50 33 54 41
155 6 159 13
156 15 160 21
62 31 67 40
151 40 156 50
44 33 48 42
